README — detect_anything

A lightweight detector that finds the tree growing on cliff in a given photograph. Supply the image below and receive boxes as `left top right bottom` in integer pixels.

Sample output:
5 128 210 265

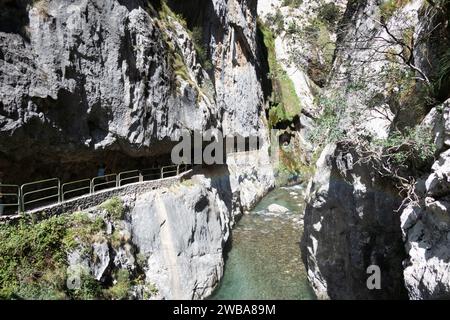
333 1 448 96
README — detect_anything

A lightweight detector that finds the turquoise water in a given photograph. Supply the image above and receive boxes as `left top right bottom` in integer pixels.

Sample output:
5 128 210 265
210 186 316 300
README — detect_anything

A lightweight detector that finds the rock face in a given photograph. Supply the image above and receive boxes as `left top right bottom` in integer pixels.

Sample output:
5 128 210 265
0 0 276 300
0 0 268 184
66 169 244 300
130 173 236 299
401 99 450 300
257 0 348 161
302 144 408 299
300 0 450 300
226 146 275 210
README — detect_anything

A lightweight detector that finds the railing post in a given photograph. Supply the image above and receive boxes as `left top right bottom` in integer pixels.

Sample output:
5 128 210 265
20 185 24 213
58 179 61 203
139 171 143 182
160 167 164 179
176 165 180 175
17 186 21 214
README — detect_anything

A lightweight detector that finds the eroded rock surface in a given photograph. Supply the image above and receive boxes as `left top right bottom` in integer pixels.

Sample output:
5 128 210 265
0 0 269 183
302 144 408 299
401 99 450 300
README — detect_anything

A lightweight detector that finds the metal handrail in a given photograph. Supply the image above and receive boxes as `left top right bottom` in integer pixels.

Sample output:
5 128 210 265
91 174 118 193
161 165 179 178
140 168 161 181
0 185 20 214
1 164 193 215
21 178 60 211
22 193 60 206
118 170 140 187
23 185 59 197
62 179 91 201
180 164 191 172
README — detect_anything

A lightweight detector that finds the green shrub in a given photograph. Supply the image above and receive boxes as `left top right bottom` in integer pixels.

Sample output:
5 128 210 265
104 269 131 300
317 2 341 28
259 20 302 126
0 216 69 299
68 272 103 300
100 197 124 220
308 94 346 146
266 9 285 34
375 126 436 167
285 20 300 36
191 26 213 71
300 18 335 86
0 213 103 299
159 0 187 28
380 0 411 20
282 0 304 8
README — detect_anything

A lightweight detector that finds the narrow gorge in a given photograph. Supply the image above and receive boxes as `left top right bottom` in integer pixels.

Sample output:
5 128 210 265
0 0 449 301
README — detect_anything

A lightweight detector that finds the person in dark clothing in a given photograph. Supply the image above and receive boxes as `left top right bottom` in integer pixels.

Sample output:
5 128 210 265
97 163 106 177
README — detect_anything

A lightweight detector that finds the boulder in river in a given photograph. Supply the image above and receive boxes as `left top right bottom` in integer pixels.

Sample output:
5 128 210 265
267 204 289 213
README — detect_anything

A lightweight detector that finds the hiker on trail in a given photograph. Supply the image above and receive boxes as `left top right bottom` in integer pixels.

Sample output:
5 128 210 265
97 163 106 177
95 163 109 190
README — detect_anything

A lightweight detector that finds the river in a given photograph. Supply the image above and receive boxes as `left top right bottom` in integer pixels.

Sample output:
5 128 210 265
210 185 316 300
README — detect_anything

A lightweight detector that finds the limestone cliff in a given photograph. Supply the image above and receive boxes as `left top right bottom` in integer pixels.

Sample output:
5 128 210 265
0 0 269 183
295 0 450 299
401 99 450 300
0 0 275 300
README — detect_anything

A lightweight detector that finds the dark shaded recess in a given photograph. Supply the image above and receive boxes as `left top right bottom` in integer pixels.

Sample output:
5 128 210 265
166 0 208 30
429 3 450 104
306 59 328 88
0 143 175 186
194 195 209 212
300 145 409 299
279 131 294 145
117 0 144 11
273 114 301 131
0 0 31 39
256 23 273 103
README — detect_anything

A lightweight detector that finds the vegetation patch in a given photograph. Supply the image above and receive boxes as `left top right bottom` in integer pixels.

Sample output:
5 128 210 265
0 213 102 299
104 269 131 300
265 9 285 34
434 47 450 100
302 18 336 87
380 0 412 20
259 20 302 127
308 93 346 147
155 0 213 102
100 197 124 220
159 1 212 71
282 0 304 8
317 2 341 30
0 202 155 300
373 126 436 167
